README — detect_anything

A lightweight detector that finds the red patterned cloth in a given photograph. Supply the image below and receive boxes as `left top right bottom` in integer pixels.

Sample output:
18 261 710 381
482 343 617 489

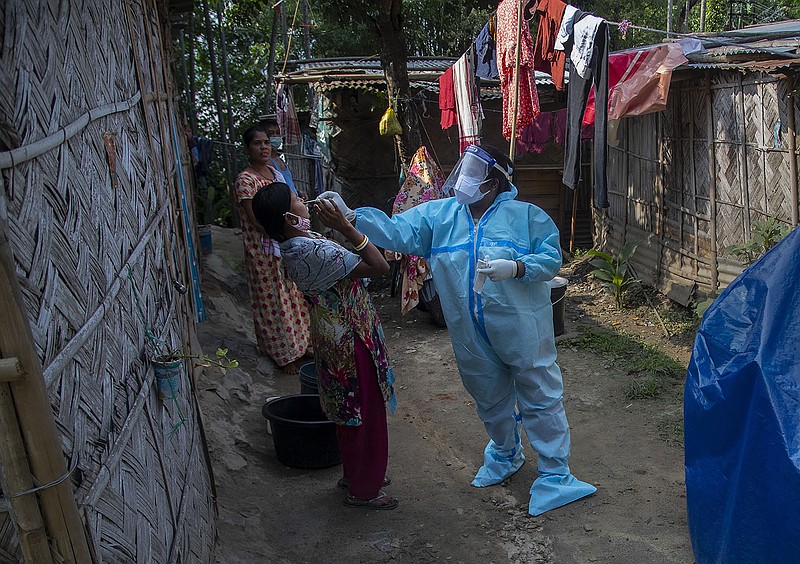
235 170 310 365
496 0 541 140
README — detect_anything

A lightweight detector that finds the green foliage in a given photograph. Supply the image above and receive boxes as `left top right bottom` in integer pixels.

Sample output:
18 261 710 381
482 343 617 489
724 218 791 265
562 326 686 401
588 241 640 309
571 247 591 260
625 376 664 400
693 297 716 319
658 301 700 337
158 347 239 375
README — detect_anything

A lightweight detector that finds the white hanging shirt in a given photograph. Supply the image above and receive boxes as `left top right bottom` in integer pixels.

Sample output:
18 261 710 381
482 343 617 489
570 14 604 79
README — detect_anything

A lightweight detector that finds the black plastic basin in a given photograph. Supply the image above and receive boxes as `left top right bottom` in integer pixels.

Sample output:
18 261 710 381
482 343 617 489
261 394 341 469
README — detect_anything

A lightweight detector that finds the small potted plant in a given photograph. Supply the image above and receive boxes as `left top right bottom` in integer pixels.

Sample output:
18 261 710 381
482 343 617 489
151 347 238 400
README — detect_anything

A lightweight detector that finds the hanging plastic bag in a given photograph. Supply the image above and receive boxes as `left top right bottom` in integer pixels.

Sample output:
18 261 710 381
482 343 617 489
379 107 403 136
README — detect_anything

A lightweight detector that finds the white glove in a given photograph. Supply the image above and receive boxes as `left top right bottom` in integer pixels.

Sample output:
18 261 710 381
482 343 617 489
476 259 518 282
317 191 356 222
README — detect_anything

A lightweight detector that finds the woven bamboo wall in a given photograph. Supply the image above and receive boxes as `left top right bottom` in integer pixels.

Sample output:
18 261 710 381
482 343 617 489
0 1 215 562
599 69 800 305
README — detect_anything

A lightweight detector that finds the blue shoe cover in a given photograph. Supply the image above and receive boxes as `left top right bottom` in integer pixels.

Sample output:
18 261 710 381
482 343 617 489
471 440 525 487
528 473 596 515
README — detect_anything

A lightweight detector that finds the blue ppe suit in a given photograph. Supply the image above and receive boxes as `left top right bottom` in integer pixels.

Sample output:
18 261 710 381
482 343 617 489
356 186 596 515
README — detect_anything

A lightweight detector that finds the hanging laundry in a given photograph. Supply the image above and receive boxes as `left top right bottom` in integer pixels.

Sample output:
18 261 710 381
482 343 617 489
315 95 339 163
390 146 447 315
517 112 553 156
532 0 569 91
439 65 458 129
571 14 604 79
496 0 541 140
554 4 579 54
563 20 610 209
475 17 499 80
553 108 594 144
453 49 483 150
276 83 302 145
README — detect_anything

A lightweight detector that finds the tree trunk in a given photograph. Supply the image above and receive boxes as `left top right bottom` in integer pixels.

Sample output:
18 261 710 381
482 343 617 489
676 0 700 32
265 6 279 113
201 0 239 226
216 1 238 170
375 0 422 168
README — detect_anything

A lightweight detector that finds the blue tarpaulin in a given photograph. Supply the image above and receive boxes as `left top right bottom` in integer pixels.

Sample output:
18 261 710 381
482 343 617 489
684 226 800 563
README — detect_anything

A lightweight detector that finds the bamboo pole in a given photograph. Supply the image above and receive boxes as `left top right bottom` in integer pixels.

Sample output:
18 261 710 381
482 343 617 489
0 94 141 169
508 0 525 166
0 201 91 562
0 381 54 564
706 72 719 293
787 76 799 227
188 16 198 132
0 357 23 382
568 187 578 253
737 75 751 239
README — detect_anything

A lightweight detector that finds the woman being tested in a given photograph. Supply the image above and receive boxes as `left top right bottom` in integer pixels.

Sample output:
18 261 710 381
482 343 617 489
253 183 398 510
235 124 311 374
318 145 595 516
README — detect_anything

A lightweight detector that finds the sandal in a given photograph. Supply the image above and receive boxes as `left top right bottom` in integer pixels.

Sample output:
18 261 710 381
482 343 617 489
337 476 391 489
343 492 399 511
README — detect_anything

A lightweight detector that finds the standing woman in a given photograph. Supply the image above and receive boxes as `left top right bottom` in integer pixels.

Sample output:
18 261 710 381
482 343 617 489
235 123 311 374
252 183 399 510
261 118 303 198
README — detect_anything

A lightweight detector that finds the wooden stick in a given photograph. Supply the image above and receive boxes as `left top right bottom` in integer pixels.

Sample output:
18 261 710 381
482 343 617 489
569 187 579 254
0 357 24 382
787 76 799 227
0 202 91 562
0 383 54 564
706 73 719 293
0 93 141 169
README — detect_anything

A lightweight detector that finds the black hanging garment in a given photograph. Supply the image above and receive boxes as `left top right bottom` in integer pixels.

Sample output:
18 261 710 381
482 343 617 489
562 18 609 209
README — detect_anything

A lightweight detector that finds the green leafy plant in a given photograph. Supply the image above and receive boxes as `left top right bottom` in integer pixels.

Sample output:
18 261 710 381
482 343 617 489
155 347 239 374
588 241 641 309
724 218 791 265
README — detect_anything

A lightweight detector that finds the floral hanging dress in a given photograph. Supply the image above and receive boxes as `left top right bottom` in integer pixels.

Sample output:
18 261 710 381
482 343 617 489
234 169 310 366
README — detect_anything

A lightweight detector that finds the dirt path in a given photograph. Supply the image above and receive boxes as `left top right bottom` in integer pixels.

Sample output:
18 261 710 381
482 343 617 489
196 226 694 563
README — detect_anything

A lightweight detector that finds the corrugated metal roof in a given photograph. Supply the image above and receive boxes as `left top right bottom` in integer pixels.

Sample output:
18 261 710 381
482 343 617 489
687 58 800 71
296 57 456 73
280 57 553 91
711 19 800 40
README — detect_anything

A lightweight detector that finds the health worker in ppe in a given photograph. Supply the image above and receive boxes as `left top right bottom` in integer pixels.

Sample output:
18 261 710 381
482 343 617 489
317 145 596 516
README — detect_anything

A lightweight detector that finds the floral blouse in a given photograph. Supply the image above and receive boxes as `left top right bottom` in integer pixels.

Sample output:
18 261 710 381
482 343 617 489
280 236 397 425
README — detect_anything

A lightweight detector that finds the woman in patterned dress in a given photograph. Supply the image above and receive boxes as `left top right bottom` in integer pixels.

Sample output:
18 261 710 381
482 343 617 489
252 183 399 510
235 124 311 374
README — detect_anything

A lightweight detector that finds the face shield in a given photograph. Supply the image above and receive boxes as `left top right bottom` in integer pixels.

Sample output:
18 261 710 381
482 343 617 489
442 145 513 204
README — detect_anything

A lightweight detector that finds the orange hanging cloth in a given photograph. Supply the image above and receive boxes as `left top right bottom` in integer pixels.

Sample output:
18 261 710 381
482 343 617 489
531 0 569 91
